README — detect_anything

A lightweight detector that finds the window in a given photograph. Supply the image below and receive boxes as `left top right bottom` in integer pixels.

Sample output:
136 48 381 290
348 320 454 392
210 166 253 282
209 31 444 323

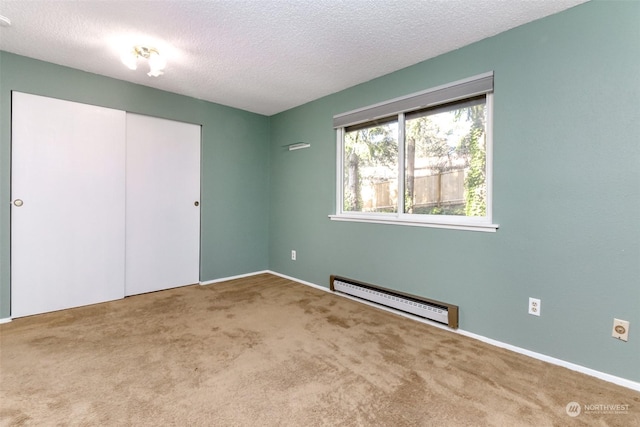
331 73 498 232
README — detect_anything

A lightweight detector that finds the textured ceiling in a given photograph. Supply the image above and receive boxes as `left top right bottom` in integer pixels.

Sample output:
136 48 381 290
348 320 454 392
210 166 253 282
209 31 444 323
0 0 587 116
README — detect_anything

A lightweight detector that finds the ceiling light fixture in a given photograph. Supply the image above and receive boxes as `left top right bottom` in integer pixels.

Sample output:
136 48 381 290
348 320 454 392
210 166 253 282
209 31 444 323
121 46 166 77
0 15 11 27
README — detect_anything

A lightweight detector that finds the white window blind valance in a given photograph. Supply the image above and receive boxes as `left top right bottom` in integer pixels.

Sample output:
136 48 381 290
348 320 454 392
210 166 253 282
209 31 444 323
333 72 494 129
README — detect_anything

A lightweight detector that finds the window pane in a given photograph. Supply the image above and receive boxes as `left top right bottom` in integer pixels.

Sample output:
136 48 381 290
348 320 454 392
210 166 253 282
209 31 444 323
343 121 398 213
404 97 486 216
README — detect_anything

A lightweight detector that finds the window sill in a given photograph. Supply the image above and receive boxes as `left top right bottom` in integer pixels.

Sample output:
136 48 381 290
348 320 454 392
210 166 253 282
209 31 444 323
328 214 499 233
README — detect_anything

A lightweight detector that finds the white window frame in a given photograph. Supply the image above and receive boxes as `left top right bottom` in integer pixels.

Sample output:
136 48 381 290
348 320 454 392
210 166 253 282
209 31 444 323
330 73 499 232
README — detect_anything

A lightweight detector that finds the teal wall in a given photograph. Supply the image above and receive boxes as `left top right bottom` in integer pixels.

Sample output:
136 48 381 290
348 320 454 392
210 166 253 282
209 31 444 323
0 52 270 318
268 1 640 382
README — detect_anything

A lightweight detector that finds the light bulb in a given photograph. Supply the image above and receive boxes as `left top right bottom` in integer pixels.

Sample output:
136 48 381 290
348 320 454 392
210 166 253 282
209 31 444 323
147 51 166 77
147 69 164 77
121 50 138 70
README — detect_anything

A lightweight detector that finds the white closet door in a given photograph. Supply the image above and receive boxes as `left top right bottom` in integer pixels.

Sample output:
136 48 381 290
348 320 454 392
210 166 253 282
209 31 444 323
125 114 201 296
11 92 126 318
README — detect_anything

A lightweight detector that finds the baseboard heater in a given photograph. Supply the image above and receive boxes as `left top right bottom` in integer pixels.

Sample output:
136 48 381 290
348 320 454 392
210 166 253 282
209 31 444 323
330 275 458 329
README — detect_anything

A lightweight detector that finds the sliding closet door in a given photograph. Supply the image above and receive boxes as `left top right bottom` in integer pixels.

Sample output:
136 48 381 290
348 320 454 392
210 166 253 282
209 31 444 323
125 114 201 296
11 92 126 318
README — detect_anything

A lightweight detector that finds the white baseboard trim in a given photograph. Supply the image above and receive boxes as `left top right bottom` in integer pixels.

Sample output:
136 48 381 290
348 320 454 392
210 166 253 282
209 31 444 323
199 270 270 286
0 317 12 324
455 329 640 392
268 270 329 292
267 270 640 392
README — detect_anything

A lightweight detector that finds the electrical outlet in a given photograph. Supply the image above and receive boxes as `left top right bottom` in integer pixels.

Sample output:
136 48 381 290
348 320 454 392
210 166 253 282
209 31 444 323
291 250 296 261
528 297 541 316
612 319 629 341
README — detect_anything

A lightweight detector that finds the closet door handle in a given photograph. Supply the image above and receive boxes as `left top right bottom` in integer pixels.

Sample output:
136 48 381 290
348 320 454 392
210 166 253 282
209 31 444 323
13 199 24 207
194 201 199 207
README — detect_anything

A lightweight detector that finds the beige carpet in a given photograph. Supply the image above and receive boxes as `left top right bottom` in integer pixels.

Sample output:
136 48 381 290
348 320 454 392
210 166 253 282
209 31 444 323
0 273 638 426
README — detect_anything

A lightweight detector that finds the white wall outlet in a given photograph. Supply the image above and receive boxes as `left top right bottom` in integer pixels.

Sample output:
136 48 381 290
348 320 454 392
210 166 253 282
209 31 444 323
528 297 541 316
291 250 296 261
612 318 629 342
